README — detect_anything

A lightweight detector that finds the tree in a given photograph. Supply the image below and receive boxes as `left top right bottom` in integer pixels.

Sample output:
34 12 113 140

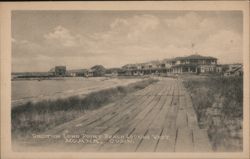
90 65 106 77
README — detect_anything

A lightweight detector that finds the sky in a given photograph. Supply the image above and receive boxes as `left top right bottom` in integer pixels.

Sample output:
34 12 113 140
12 11 243 72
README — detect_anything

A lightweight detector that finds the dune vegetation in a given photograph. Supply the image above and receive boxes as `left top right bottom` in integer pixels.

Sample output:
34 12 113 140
183 76 243 151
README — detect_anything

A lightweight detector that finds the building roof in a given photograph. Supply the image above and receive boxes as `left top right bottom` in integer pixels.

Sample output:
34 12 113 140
55 66 66 69
48 68 55 72
147 60 161 65
106 68 121 71
121 54 218 70
225 65 243 73
122 64 138 68
122 61 162 68
171 64 201 68
166 54 217 62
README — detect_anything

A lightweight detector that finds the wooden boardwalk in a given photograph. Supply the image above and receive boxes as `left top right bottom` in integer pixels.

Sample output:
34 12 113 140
18 78 212 152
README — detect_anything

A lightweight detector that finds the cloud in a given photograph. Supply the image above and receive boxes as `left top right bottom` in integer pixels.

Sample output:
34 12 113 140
12 12 243 71
44 26 80 47
197 30 243 64
162 12 238 47
164 12 201 30
17 13 241 61
93 14 160 44
69 14 162 59
12 39 43 58
125 15 160 40
111 14 159 34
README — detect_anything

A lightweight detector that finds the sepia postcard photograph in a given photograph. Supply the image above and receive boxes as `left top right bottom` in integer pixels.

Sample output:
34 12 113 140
0 1 249 159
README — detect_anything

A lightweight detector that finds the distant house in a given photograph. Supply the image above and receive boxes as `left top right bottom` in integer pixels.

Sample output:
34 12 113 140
165 54 220 74
199 65 217 73
224 64 243 76
215 65 223 73
86 70 94 77
105 68 120 77
67 69 88 77
121 61 170 76
122 64 137 70
121 64 145 76
49 66 66 76
120 54 221 76
229 64 242 71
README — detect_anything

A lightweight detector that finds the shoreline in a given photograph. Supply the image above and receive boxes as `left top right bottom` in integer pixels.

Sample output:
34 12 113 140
11 77 145 108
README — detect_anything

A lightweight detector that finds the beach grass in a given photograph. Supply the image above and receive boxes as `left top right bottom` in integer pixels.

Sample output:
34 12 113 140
183 76 243 151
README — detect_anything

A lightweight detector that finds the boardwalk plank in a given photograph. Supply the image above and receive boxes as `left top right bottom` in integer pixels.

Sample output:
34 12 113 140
193 128 212 152
101 82 168 152
176 109 188 129
78 95 157 151
81 127 120 152
99 96 160 152
99 84 163 152
155 81 178 152
175 127 193 152
136 128 162 152
51 81 157 134
112 95 163 152
136 94 170 152
73 94 150 134
156 127 177 152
